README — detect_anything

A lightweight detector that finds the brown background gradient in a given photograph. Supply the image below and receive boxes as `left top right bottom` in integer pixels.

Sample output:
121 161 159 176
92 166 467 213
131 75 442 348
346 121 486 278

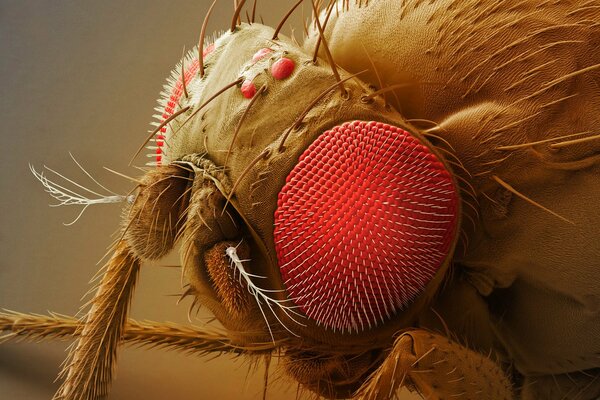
0 1 418 399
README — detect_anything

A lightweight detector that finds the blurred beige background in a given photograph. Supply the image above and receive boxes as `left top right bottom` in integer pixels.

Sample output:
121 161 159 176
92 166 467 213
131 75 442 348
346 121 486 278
0 1 418 399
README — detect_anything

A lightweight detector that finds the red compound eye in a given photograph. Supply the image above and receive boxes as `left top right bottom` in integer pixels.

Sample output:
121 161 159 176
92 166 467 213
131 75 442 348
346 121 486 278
274 121 459 333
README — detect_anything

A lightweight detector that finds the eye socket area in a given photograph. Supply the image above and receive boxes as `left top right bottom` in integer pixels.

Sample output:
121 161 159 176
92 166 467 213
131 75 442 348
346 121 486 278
273 120 460 334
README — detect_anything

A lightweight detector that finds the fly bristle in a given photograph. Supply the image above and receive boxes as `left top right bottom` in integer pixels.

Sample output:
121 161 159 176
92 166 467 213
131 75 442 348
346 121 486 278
205 241 251 318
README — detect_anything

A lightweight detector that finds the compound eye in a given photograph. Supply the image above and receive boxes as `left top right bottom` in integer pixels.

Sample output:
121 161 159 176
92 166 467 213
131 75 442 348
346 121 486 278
273 121 459 333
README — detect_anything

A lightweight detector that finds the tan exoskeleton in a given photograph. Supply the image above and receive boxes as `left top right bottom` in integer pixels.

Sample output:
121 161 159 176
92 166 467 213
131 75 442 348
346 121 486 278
2 1 600 399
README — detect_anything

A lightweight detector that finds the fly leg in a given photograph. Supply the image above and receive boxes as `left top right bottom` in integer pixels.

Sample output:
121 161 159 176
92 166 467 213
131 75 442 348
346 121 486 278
354 329 514 400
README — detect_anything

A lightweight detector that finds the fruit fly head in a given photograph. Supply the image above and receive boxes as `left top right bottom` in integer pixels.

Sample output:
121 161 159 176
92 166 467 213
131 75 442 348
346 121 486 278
35 14 461 400
135 20 461 348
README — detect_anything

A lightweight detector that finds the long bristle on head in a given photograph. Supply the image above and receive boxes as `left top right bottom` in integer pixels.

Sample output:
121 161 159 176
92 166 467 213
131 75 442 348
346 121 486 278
199 0 218 78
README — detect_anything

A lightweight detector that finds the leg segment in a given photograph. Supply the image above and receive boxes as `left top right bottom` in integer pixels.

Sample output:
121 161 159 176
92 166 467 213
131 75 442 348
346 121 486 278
354 329 514 400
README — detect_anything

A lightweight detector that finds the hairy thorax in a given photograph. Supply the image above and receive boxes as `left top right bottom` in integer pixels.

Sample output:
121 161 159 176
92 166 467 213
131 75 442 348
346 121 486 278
306 0 600 376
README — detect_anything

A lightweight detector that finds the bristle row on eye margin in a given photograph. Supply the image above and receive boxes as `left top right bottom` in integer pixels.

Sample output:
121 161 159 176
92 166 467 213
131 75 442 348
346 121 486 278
274 121 459 334
152 60 199 165
149 45 216 166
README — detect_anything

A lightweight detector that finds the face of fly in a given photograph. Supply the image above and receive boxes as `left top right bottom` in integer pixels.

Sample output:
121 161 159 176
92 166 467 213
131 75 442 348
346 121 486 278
140 20 460 394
